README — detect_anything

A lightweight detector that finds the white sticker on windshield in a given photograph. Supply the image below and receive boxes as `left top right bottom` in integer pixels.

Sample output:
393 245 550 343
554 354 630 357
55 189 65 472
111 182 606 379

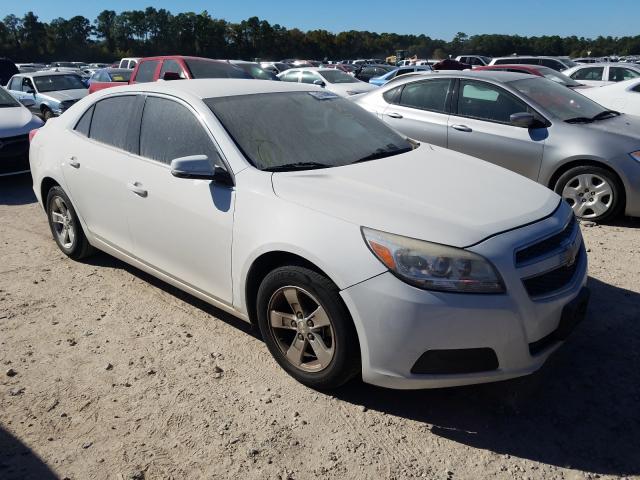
308 91 339 100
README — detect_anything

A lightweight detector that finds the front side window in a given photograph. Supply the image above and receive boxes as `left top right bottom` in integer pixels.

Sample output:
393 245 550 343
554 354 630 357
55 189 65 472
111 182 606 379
301 71 320 84
160 60 187 80
280 71 299 82
22 78 35 92
9 77 22 91
89 96 139 152
608 67 640 82
139 96 221 166
457 80 529 123
0 87 19 107
571 67 604 81
206 91 411 171
398 79 451 113
135 61 159 83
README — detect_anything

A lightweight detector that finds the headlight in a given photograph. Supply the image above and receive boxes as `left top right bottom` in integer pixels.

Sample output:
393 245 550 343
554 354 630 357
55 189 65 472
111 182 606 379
362 227 505 294
630 151 640 163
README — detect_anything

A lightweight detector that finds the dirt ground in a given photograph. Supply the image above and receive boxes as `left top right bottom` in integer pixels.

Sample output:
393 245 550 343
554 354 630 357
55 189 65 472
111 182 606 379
1 173 639 480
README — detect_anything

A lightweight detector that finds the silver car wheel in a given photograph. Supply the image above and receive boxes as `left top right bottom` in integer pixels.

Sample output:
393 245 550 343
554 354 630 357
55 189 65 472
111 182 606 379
561 173 613 219
50 196 76 249
267 286 335 373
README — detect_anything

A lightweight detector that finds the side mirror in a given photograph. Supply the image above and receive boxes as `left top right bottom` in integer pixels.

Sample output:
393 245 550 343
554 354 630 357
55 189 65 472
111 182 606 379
170 155 234 186
162 71 182 81
510 112 536 128
313 79 326 87
19 98 35 107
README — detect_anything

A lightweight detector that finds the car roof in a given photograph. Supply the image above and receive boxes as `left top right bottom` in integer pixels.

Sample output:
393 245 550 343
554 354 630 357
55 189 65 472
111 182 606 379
386 70 534 85
492 56 563 60
17 71 81 78
93 78 319 100
570 62 640 68
137 56 225 63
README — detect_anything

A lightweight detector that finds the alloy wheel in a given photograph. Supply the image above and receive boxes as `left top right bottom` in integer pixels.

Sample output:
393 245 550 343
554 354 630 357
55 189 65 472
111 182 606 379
562 173 613 219
50 196 76 249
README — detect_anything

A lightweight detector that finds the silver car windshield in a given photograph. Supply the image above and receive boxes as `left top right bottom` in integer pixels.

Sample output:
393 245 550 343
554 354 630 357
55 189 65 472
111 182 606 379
0 87 20 108
511 77 608 121
206 91 412 171
536 67 581 87
318 70 359 84
34 75 85 93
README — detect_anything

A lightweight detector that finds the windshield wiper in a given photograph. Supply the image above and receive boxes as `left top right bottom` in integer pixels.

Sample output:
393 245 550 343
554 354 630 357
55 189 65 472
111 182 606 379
262 162 331 172
565 117 594 124
352 146 413 164
591 110 620 121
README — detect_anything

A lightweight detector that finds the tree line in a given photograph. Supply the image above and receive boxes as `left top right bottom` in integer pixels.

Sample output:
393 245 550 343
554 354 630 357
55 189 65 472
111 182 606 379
1 9 639 63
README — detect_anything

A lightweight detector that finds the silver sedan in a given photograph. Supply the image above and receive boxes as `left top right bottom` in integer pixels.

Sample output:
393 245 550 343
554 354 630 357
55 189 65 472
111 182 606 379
353 70 640 222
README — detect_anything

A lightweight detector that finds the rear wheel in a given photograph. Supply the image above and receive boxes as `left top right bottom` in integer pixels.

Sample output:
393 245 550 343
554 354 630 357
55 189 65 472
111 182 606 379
46 186 94 260
554 165 623 222
256 266 360 389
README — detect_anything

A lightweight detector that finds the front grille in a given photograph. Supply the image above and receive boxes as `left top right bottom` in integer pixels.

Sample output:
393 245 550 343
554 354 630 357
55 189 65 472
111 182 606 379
516 215 577 266
522 247 582 297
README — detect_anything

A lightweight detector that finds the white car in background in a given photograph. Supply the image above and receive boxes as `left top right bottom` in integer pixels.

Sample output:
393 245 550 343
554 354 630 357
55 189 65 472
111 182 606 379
0 86 43 175
277 67 376 96
578 78 640 116
563 62 640 87
29 79 588 390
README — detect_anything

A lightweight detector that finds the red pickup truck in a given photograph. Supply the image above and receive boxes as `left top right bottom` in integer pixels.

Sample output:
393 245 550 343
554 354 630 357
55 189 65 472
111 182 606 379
88 55 250 93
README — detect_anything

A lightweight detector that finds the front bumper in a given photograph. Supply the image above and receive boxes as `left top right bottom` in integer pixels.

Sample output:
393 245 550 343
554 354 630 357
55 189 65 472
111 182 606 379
341 203 589 389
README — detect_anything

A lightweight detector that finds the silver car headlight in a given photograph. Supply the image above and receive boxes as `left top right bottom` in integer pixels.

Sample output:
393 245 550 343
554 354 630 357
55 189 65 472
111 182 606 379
362 227 505 294
629 151 640 163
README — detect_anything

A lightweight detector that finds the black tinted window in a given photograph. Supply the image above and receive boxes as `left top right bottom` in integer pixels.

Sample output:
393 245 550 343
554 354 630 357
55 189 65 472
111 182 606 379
399 79 451 112
74 105 94 137
140 96 220 165
457 80 529 123
539 59 564 71
89 96 138 151
571 67 603 81
135 61 159 83
185 59 250 79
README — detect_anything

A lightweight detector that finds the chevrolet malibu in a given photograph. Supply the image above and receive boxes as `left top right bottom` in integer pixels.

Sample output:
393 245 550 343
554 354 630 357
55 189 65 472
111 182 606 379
29 80 589 390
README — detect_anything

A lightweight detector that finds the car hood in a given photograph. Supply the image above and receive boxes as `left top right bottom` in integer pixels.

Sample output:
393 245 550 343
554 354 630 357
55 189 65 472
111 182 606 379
0 106 43 137
327 82 376 96
579 113 640 138
41 89 88 102
272 145 560 248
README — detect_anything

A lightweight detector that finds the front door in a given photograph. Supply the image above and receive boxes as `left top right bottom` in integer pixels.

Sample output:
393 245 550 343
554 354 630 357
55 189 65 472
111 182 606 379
447 79 545 181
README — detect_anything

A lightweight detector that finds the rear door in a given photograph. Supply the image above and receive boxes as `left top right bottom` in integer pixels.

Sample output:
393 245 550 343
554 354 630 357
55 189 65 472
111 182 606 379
61 95 142 252
447 79 545 180
381 78 452 148
125 95 234 303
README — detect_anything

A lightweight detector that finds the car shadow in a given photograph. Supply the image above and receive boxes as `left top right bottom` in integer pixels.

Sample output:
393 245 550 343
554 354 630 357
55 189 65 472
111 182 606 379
0 426 57 479
0 173 37 206
332 276 640 476
81 252 260 340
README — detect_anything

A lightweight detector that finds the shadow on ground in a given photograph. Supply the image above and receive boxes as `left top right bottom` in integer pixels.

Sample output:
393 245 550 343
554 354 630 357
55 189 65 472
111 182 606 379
0 173 37 206
0 426 57 479
335 276 640 476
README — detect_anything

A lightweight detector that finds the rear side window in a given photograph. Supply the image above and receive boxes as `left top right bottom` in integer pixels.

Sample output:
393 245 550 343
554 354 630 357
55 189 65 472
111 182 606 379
74 105 94 137
135 61 159 83
139 96 221 166
571 67 603 81
608 67 640 82
398 79 451 113
160 60 187 80
89 96 139 151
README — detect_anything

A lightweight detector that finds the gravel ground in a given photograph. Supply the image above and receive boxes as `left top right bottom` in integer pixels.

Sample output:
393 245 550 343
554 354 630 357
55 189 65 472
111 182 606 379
1 174 639 480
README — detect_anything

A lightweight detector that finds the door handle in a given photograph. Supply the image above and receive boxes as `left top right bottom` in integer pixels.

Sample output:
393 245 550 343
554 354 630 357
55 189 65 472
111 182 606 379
386 112 403 119
68 157 80 168
451 124 472 132
127 182 148 198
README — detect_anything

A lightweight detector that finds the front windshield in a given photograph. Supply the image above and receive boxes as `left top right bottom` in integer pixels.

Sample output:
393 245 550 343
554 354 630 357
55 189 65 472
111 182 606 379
318 70 359 84
34 74 86 92
185 59 252 79
511 77 608 121
536 66 581 87
206 91 411 170
0 87 19 107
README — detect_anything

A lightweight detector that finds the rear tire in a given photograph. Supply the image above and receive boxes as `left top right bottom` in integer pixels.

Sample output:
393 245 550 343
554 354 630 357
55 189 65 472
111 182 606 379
46 186 94 260
256 266 360 390
554 165 623 222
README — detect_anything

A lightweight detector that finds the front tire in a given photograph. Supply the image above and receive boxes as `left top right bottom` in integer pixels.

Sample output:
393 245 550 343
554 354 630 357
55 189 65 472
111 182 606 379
256 266 360 390
46 186 94 260
42 107 54 122
554 165 623 222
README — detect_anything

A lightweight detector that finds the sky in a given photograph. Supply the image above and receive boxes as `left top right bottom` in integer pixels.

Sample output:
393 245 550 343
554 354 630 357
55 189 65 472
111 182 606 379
2 0 639 40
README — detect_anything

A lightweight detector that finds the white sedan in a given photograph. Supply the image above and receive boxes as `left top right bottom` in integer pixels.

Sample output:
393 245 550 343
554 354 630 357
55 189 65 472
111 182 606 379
578 78 640 116
29 79 588 390
0 86 43 176
277 67 376 96
563 62 640 87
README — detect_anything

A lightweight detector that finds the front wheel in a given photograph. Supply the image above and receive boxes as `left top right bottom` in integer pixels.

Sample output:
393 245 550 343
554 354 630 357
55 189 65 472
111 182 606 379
256 266 360 390
46 186 94 260
554 166 623 222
